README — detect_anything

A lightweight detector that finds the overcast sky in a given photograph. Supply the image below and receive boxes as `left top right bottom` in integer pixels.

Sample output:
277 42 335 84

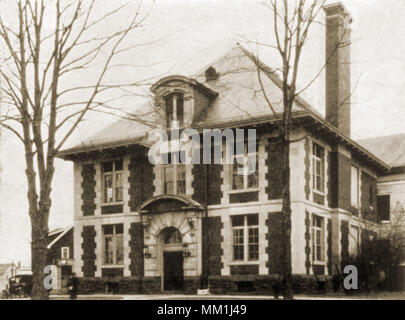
1 0 405 266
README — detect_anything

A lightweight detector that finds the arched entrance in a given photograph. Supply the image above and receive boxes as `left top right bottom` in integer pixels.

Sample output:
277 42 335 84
158 227 184 291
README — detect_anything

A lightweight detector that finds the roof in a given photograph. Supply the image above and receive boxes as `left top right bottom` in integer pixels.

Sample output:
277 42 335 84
47 226 73 249
151 75 218 98
48 227 65 237
357 133 405 167
192 44 324 127
58 45 310 157
57 45 389 171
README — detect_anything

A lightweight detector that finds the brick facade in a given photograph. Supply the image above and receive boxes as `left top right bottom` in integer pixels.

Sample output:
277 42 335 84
81 164 96 216
340 220 349 264
267 212 283 274
128 155 155 211
129 223 144 277
207 164 223 205
266 139 283 200
329 151 351 211
327 219 332 275
202 216 223 276
81 226 97 277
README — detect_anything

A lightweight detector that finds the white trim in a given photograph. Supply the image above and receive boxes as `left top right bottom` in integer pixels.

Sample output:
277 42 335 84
378 180 405 186
47 226 73 250
311 141 326 195
61 247 70 259
228 188 260 194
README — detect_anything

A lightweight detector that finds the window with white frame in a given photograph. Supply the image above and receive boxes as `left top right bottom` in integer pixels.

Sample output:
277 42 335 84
232 214 259 261
349 225 360 256
165 92 184 128
312 215 325 263
61 247 69 259
102 160 123 203
231 141 258 191
312 143 325 193
163 163 186 195
351 166 360 207
103 224 124 265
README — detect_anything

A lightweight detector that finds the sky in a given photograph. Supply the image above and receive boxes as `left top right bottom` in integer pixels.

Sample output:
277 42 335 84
1 0 405 266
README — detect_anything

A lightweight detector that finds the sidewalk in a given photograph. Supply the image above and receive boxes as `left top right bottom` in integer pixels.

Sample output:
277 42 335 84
46 292 405 300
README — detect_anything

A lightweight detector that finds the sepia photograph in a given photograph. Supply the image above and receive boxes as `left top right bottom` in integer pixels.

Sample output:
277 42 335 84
0 0 404 307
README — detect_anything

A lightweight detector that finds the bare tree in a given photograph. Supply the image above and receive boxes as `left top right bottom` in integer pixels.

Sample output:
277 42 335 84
0 0 153 299
377 203 405 290
245 0 328 299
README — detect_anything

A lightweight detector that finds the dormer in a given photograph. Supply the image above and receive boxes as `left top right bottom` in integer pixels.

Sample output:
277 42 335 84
151 75 218 129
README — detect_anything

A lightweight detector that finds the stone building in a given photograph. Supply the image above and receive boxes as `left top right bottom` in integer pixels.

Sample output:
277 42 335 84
58 3 392 294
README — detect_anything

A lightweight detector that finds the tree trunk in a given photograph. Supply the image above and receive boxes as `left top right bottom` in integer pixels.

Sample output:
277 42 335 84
281 133 293 299
31 221 49 300
30 189 52 300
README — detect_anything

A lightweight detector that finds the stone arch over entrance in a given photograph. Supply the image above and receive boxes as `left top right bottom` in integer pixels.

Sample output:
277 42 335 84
138 195 203 292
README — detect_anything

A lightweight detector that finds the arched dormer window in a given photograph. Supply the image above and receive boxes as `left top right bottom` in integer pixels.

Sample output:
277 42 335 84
165 92 184 128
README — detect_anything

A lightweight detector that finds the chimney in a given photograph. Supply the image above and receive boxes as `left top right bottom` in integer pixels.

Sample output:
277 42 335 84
205 66 218 82
324 3 352 137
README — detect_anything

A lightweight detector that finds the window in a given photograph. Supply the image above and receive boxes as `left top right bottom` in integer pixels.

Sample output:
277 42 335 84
163 164 186 195
312 143 325 193
231 142 258 191
61 247 69 259
232 214 259 261
163 228 182 244
351 166 360 207
103 224 124 265
349 225 360 256
377 195 390 222
163 165 174 194
102 160 123 203
312 215 325 263
165 93 184 128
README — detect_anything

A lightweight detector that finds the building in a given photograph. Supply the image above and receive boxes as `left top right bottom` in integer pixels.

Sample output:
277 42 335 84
358 134 405 288
58 3 392 294
46 226 74 293
0 263 18 292
358 134 405 223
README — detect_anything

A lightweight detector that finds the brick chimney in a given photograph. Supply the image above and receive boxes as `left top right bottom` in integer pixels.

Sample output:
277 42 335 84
324 3 352 137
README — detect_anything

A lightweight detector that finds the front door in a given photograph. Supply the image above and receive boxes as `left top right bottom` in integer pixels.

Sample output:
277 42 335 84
163 251 183 291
